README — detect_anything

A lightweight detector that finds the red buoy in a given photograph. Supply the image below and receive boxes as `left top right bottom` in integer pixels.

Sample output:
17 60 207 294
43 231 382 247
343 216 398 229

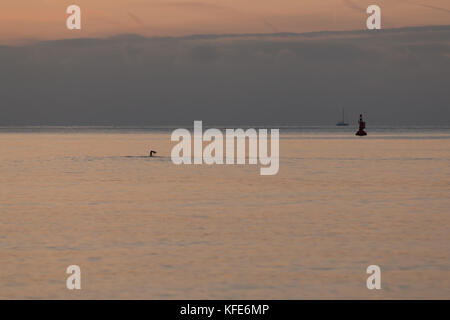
355 114 367 136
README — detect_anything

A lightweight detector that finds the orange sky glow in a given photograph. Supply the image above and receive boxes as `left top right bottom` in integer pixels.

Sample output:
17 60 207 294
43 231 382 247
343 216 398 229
0 0 449 43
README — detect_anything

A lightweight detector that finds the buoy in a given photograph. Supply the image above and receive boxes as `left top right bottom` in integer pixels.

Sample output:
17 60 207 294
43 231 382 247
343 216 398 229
355 114 367 136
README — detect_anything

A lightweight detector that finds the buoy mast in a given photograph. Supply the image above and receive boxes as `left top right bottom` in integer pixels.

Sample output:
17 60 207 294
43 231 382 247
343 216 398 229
355 114 367 136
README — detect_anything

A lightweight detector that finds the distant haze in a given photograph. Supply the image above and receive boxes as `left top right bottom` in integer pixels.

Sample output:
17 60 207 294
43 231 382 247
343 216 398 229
1 26 449 125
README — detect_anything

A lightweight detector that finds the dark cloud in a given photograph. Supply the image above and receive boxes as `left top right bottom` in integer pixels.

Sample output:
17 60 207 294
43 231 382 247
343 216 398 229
128 11 144 26
0 26 449 125
341 0 365 12
402 1 450 14
262 19 279 33
418 4 450 14
187 45 220 62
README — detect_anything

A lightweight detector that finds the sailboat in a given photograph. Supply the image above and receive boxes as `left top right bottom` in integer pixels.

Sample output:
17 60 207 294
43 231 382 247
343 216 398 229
336 109 349 126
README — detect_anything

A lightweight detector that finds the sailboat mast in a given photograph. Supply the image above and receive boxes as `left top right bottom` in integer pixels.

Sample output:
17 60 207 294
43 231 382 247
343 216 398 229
336 108 349 126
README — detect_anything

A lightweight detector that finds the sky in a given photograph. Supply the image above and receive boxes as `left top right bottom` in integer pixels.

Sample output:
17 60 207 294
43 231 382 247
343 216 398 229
1 0 450 43
0 1 449 125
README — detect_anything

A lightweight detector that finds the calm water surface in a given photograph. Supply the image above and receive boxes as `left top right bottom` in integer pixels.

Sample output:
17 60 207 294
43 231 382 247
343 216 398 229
0 127 449 299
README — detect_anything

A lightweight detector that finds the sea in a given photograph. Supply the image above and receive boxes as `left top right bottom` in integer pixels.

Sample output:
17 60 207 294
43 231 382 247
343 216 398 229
0 125 449 299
